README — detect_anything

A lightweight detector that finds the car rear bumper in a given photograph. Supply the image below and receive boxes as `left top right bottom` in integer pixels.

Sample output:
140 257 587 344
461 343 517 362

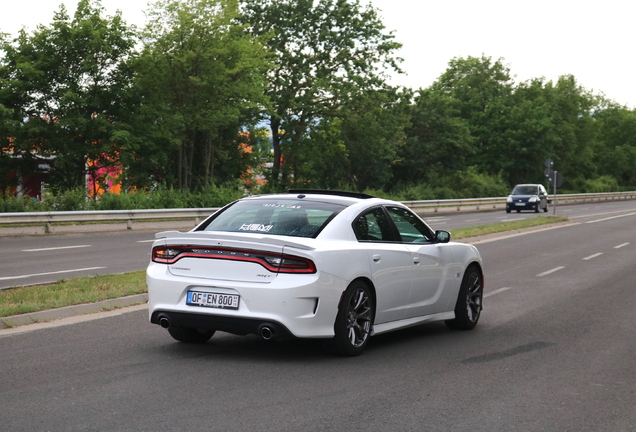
150 310 295 340
147 263 347 338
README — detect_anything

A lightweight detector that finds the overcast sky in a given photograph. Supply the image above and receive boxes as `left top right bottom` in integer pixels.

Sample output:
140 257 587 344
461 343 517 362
1 0 634 108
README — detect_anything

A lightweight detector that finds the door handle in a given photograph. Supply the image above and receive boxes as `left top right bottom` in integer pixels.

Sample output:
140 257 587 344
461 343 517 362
413 257 420 264
372 254 381 262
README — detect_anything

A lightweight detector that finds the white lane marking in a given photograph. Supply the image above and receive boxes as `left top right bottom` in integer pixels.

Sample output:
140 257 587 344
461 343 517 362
500 218 528 222
137 239 156 243
537 266 565 277
484 287 512 298
426 217 449 221
571 209 636 219
583 253 603 260
22 245 91 252
584 212 636 224
0 267 107 281
614 242 629 249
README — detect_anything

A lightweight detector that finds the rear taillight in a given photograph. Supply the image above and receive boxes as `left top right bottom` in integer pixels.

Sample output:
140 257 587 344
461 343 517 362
151 246 316 274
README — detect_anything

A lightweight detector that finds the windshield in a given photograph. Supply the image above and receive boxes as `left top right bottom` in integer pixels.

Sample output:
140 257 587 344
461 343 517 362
511 185 539 195
197 198 346 238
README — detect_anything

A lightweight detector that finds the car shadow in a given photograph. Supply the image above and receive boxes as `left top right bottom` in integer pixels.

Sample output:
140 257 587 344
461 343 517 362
147 321 475 362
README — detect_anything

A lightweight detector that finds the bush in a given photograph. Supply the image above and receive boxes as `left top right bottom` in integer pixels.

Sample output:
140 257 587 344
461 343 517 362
0 195 30 212
582 176 620 193
48 188 89 211
446 167 509 198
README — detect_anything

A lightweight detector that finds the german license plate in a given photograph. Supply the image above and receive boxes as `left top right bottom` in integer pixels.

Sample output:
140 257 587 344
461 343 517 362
186 291 240 310
515 202 526 206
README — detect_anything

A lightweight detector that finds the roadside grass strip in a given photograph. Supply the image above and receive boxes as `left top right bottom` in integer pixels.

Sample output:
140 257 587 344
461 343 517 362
0 271 147 318
451 216 569 240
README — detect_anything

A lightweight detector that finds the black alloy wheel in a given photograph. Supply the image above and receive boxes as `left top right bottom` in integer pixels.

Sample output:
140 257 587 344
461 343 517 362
332 281 374 356
445 265 483 330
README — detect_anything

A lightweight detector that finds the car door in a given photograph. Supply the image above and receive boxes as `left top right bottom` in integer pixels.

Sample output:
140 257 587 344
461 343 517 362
352 207 413 324
384 206 457 318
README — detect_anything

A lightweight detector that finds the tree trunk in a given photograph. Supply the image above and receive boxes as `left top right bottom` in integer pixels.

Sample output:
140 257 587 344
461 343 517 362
203 130 214 188
270 117 282 190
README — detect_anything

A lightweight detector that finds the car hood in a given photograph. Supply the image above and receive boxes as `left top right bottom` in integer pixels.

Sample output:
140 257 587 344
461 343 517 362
509 194 537 199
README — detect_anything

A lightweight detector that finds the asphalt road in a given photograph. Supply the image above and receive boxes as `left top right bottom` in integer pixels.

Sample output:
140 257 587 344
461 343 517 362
1 200 636 430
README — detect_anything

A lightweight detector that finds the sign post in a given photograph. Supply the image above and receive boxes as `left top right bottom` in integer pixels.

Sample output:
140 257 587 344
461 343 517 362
545 159 563 215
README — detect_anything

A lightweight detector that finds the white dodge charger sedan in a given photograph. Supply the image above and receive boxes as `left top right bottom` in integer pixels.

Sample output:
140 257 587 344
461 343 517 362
147 190 484 356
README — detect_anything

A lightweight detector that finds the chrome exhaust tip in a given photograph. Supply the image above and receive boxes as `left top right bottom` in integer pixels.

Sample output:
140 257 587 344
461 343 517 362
159 317 171 329
260 326 274 340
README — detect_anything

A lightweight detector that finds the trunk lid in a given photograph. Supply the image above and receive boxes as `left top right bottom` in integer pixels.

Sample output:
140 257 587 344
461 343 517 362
154 231 315 283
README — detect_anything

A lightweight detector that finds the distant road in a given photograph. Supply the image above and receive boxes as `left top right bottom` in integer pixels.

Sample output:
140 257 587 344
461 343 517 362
1 199 635 289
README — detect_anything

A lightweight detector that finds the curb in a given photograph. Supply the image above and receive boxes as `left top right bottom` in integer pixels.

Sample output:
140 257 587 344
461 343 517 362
0 293 148 329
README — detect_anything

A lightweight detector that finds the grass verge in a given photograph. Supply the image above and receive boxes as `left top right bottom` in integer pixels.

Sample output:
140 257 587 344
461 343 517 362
0 271 146 318
0 216 569 319
451 215 569 240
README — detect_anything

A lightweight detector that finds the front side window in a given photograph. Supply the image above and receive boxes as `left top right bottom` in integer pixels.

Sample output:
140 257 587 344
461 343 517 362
385 206 434 243
197 199 345 238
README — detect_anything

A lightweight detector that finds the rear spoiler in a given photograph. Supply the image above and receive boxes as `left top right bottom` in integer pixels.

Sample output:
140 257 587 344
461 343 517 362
154 230 316 251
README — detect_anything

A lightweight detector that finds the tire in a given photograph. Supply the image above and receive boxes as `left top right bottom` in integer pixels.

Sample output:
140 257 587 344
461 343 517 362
543 205 548 213
167 326 215 343
506 208 511 213
445 265 483 330
333 281 375 356
534 204 540 213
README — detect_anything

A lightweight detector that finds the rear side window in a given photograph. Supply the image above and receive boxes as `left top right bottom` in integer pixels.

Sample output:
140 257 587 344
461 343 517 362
197 199 345 238
353 208 396 242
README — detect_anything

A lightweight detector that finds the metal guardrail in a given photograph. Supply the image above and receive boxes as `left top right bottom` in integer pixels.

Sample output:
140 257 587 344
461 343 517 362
404 191 636 213
1 192 635 229
0 208 220 230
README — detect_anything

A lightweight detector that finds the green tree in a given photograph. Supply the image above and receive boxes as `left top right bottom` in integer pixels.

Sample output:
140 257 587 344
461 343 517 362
494 77 556 185
542 75 599 188
430 55 513 175
396 88 474 186
241 0 402 190
340 87 411 191
0 0 137 192
135 0 270 190
593 104 636 186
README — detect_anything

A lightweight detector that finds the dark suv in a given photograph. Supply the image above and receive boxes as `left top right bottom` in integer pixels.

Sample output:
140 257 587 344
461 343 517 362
506 184 549 213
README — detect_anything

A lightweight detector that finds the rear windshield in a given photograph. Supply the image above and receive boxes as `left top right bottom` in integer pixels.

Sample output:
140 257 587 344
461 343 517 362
197 198 347 238
511 185 538 195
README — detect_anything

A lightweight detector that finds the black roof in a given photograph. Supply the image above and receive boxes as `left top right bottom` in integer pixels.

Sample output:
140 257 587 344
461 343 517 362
288 189 376 199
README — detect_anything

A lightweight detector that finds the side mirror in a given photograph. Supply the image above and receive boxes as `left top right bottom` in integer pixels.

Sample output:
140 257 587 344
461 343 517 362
435 230 451 243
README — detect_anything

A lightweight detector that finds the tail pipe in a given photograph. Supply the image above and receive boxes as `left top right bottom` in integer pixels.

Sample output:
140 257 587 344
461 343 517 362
158 316 171 329
259 325 275 340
